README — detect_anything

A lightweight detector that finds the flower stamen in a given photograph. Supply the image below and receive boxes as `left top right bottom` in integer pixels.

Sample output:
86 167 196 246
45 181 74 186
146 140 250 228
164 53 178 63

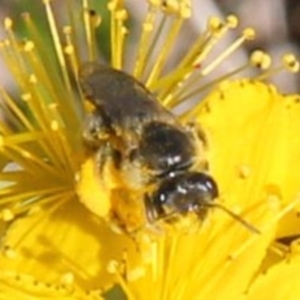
43 0 72 93
107 260 136 300
63 26 80 78
108 0 128 69
145 2 190 87
256 53 300 81
229 195 300 260
133 4 163 79
167 27 255 107
82 0 102 62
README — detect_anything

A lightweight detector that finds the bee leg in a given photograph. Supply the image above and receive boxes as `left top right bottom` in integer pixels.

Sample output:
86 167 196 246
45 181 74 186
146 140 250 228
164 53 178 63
95 142 122 174
82 107 112 150
184 122 209 171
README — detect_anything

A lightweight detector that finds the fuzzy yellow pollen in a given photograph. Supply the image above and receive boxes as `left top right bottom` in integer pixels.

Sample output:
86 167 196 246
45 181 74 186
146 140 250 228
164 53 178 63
83 100 96 113
4 18 12 29
282 53 300 73
1 208 14 221
76 158 111 218
250 50 272 70
23 40 35 52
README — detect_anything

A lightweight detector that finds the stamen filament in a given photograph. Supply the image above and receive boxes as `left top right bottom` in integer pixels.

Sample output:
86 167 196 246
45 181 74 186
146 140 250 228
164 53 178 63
82 0 94 61
108 0 128 70
43 0 72 94
133 4 160 78
201 28 255 77
146 16 184 87
63 26 80 78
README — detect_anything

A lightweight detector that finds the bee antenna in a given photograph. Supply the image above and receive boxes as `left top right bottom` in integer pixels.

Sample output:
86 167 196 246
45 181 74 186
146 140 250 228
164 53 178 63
206 202 261 234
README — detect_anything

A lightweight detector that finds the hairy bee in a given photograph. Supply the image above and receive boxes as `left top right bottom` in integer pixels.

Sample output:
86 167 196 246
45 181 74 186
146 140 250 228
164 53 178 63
79 63 258 233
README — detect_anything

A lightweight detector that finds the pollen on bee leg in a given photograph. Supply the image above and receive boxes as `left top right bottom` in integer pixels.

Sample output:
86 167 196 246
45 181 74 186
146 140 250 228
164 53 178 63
76 158 111 218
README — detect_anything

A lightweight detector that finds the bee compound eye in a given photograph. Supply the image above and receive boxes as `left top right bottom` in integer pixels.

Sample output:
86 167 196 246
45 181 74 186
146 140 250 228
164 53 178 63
145 172 219 222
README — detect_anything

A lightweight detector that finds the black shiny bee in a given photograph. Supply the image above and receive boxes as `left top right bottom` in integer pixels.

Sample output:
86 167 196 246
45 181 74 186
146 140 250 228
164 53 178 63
79 62 258 232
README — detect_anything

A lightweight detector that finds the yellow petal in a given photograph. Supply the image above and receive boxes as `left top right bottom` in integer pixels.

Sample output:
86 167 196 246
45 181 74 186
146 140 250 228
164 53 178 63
246 256 300 300
197 80 300 238
0 199 140 293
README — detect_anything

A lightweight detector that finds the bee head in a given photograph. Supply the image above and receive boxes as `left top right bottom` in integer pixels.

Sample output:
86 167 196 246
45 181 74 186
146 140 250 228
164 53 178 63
145 172 219 222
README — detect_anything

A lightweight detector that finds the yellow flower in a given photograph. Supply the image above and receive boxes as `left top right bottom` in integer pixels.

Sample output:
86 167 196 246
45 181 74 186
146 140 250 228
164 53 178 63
0 0 300 299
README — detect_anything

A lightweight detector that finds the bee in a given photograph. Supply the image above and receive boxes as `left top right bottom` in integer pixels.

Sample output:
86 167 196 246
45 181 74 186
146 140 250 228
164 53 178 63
79 62 258 233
